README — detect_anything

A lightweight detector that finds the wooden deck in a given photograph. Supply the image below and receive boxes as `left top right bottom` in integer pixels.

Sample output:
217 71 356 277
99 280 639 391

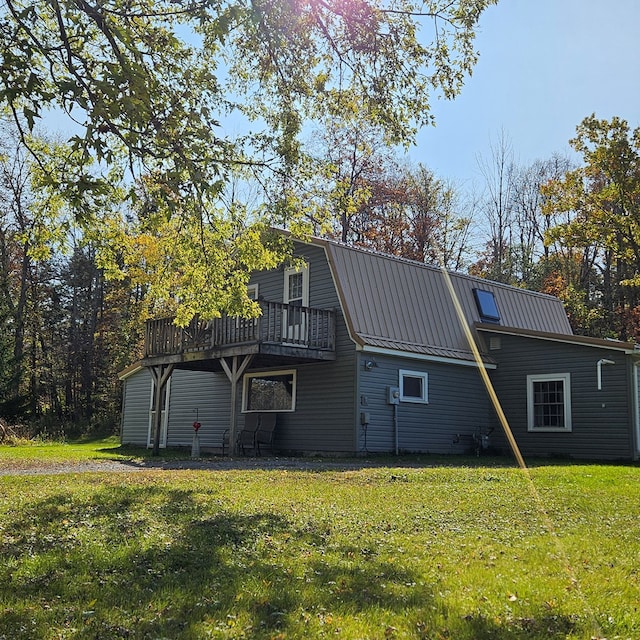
143 301 336 364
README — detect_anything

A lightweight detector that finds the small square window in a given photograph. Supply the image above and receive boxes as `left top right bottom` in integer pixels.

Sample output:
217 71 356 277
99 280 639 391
399 370 428 403
473 289 500 323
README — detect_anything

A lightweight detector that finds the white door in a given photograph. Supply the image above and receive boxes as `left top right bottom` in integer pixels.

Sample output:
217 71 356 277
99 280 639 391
283 265 309 343
147 378 170 448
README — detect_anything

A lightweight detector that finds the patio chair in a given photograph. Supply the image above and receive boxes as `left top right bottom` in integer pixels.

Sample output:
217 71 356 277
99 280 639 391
255 413 277 455
236 413 260 455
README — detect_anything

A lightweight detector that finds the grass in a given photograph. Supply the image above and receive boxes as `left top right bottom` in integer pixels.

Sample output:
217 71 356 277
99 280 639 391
0 435 190 466
0 435 130 461
0 442 639 639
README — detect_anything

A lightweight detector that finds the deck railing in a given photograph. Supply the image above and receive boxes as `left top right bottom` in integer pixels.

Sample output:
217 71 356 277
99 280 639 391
144 301 335 357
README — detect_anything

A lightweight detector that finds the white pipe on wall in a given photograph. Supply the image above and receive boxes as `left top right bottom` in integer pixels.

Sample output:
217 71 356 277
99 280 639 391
597 359 615 390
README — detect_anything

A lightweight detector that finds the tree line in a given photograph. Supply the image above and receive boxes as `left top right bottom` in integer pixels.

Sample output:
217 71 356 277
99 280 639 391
0 129 145 433
2 114 639 434
1 1 638 435
302 116 640 342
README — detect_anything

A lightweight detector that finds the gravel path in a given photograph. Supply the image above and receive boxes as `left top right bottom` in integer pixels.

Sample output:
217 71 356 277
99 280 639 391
0 456 397 476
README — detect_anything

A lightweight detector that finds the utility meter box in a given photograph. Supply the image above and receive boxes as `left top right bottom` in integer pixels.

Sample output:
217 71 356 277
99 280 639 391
387 386 400 405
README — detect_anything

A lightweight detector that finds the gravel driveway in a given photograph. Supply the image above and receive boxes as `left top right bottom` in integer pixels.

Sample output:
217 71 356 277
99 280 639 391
0 456 398 476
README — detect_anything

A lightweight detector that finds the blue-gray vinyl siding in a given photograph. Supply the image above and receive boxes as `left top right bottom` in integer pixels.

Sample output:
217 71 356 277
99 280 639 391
358 353 490 454
166 370 230 448
120 368 152 445
486 332 634 460
121 369 230 448
248 243 357 453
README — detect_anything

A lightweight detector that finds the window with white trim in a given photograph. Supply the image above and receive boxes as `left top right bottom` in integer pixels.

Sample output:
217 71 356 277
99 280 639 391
243 370 296 412
283 264 309 342
527 373 572 432
247 284 259 300
399 370 428 403
284 264 309 307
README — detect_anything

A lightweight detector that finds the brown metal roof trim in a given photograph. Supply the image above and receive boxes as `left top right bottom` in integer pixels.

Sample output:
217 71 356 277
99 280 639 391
476 323 637 352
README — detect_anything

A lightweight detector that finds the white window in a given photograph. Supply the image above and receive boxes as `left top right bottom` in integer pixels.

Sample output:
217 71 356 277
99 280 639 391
527 373 572 432
399 370 428 403
247 284 259 300
243 370 297 412
283 264 309 342
284 264 309 307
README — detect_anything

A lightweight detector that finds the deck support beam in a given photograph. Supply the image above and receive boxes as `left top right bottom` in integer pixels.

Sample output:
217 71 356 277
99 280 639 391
220 355 254 455
149 363 175 456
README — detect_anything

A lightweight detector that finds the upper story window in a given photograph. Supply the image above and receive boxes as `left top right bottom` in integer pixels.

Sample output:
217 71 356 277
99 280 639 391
247 284 259 300
284 264 309 308
473 289 501 323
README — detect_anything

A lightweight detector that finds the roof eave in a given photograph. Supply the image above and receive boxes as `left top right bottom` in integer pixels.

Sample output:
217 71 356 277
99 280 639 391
475 323 637 351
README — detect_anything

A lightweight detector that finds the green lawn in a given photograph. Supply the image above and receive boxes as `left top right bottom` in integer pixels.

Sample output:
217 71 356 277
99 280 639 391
0 436 190 467
0 444 638 639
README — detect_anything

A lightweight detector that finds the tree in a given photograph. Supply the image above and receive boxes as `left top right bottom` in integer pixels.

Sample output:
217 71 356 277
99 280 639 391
473 131 517 283
1 0 497 321
404 164 472 269
305 120 393 243
0 127 39 417
356 163 473 269
542 115 640 340
305 133 472 269
0 124 146 429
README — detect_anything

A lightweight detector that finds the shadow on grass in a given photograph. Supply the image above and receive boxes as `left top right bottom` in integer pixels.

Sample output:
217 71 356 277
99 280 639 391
0 481 590 639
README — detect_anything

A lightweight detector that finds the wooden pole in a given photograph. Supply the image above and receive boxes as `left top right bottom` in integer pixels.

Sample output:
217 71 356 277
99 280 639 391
149 363 174 456
220 355 253 455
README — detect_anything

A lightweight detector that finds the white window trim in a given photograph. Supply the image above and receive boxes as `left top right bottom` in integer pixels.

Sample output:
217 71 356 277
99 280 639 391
399 369 429 404
242 369 297 413
527 373 572 432
247 284 259 300
284 264 309 307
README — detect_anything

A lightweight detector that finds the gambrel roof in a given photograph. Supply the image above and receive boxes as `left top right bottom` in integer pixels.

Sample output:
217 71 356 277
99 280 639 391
312 237 574 362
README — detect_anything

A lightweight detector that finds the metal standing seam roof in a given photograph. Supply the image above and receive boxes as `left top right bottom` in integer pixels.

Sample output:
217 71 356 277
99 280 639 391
320 239 573 361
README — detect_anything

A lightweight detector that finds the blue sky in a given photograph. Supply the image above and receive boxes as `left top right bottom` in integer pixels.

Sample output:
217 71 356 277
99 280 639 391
42 0 640 192
412 0 640 187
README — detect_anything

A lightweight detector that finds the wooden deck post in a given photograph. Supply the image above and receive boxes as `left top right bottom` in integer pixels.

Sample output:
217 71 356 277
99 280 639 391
220 355 254 455
149 363 175 456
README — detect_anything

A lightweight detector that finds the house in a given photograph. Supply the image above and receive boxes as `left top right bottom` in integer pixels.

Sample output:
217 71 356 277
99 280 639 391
119 235 640 460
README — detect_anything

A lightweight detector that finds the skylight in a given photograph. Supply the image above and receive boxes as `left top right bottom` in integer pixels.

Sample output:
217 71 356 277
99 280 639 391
473 289 501 323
